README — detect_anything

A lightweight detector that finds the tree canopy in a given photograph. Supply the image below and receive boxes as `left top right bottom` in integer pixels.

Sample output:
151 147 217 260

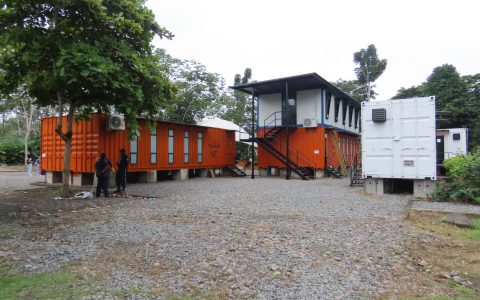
392 64 480 148
157 49 228 124
353 44 387 101
0 0 175 191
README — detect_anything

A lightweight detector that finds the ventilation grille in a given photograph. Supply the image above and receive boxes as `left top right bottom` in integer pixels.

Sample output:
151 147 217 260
372 108 386 122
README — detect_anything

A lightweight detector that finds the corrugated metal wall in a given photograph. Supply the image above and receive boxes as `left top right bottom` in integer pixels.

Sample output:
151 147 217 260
257 126 360 169
41 115 235 173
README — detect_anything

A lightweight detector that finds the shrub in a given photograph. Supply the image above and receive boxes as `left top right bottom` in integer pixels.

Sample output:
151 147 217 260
0 138 40 165
431 149 480 204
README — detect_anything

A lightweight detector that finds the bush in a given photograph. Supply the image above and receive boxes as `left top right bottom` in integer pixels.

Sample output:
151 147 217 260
431 149 480 204
0 138 40 165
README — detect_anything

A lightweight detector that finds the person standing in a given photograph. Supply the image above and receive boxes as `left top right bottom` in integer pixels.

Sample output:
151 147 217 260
26 154 33 176
114 148 129 193
34 157 41 175
95 153 112 197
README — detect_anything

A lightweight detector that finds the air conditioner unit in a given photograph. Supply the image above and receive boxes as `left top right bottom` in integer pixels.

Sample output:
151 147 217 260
303 118 317 128
106 114 125 130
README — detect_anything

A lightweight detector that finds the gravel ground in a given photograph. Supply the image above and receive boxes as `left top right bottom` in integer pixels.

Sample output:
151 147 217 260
1 177 438 299
412 200 480 215
0 171 45 191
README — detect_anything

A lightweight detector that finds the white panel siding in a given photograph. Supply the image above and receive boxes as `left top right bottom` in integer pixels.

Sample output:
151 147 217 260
258 93 282 127
297 89 321 126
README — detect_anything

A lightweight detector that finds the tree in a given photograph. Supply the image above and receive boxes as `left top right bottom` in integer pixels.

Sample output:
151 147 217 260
391 65 480 148
2 85 37 167
332 79 363 102
391 85 425 100
0 1 175 194
157 49 228 124
222 68 253 131
353 44 387 101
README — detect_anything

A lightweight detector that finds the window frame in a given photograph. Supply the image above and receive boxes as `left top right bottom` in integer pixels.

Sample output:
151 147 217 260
197 132 203 163
168 129 174 164
184 131 189 163
130 137 138 165
150 129 157 164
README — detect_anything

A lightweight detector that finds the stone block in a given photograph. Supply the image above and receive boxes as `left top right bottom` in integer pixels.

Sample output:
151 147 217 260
364 178 384 195
413 179 436 198
46 171 62 184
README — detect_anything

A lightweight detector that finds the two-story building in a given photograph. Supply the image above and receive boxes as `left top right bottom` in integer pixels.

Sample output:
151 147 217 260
231 73 361 180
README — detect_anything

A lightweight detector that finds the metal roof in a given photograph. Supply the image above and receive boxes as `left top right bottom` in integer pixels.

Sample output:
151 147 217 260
229 72 361 108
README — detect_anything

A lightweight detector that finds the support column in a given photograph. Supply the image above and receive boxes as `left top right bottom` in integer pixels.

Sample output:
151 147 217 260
173 169 189 181
285 82 290 180
46 171 62 184
251 90 255 179
72 173 83 186
414 179 436 198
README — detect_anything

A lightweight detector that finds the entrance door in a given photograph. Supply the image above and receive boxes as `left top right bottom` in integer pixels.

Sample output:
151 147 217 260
282 91 297 126
436 136 445 165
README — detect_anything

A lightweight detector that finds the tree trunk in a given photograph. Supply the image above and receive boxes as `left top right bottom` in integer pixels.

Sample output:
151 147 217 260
23 102 34 168
55 92 75 196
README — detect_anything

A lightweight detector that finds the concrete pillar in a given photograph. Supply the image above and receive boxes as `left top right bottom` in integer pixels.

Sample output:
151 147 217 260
72 173 83 186
414 179 436 198
46 171 62 184
173 169 189 181
270 167 279 176
146 170 157 183
108 174 116 188
364 178 384 195
314 170 324 179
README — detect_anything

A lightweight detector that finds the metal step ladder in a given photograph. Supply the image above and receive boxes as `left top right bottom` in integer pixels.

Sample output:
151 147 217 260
331 130 347 176
350 168 364 186
227 165 247 177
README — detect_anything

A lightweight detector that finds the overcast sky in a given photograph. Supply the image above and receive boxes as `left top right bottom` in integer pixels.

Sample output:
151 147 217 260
147 0 480 100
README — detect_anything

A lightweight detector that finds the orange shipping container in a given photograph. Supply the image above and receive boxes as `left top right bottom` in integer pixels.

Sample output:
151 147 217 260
41 114 236 174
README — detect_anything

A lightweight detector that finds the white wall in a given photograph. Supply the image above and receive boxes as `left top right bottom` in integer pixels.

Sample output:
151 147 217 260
258 93 281 127
297 89 321 125
443 128 468 159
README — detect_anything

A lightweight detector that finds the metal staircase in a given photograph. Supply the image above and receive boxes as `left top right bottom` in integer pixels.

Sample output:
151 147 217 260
350 154 364 186
243 111 316 180
227 165 247 177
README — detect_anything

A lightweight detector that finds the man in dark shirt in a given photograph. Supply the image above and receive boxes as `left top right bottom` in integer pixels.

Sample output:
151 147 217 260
95 152 112 197
114 148 129 193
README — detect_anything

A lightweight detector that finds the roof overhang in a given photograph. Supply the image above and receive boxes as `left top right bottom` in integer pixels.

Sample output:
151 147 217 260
229 72 360 108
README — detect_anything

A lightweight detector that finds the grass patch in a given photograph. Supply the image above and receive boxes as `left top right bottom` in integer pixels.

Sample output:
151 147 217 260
0 265 88 300
464 219 480 241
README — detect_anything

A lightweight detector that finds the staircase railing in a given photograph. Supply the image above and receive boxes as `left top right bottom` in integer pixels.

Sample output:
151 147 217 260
263 111 283 129
265 132 316 178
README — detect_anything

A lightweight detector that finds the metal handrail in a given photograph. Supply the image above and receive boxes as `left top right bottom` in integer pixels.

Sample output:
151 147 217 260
264 111 283 129
267 132 316 170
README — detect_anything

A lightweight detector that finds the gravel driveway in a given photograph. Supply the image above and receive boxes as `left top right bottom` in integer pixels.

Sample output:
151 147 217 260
0 171 45 191
1 177 435 299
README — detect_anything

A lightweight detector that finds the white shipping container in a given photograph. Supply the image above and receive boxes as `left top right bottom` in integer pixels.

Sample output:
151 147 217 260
436 128 468 161
361 97 437 180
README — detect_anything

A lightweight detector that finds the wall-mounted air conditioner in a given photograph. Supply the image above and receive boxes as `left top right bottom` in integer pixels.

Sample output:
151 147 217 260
106 114 125 130
303 118 317 128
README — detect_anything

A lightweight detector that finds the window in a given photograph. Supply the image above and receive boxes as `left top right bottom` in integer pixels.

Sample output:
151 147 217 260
325 92 332 119
349 107 354 127
130 137 138 165
198 132 203 163
168 129 174 164
354 110 359 129
342 101 348 125
184 131 189 163
150 129 157 164
334 98 340 122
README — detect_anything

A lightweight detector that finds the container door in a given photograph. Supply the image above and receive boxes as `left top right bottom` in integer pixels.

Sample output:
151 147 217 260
436 136 445 165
